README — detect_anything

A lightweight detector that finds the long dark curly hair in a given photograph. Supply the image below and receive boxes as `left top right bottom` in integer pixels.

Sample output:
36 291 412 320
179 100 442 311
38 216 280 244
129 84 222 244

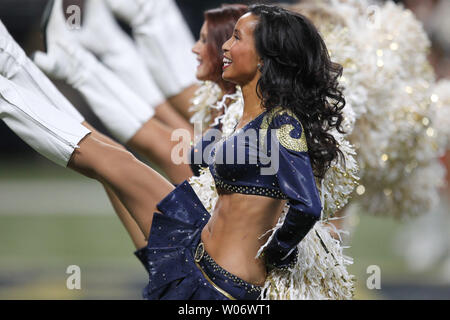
249 4 346 180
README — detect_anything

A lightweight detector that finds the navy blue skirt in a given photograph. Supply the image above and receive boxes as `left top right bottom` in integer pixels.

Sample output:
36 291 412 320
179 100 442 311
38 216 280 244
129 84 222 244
135 180 262 300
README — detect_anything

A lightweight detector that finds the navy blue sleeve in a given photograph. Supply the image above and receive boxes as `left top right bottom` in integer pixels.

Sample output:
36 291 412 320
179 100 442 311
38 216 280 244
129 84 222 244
263 110 322 269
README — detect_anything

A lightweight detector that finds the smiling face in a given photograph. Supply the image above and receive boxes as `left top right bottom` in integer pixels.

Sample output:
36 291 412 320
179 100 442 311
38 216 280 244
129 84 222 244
221 13 261 86
191 22 216 81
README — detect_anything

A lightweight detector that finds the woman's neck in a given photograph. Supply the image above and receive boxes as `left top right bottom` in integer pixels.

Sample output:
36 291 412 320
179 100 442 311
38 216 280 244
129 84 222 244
237 78 264 129
218 82 235 97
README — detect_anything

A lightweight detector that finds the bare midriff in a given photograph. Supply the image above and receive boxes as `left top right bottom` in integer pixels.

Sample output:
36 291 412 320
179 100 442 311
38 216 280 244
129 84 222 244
201 190 286 286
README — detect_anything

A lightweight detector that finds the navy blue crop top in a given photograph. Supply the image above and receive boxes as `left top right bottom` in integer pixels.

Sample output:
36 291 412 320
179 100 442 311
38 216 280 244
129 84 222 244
203 107 322 268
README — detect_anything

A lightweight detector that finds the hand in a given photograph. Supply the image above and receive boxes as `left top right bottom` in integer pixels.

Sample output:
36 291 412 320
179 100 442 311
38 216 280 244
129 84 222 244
263 245 299 271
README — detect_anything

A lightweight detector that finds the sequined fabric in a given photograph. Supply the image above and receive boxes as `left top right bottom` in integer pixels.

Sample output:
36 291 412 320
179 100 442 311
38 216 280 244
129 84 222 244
210 107 322 268
137 181 261 300
181 107 321 271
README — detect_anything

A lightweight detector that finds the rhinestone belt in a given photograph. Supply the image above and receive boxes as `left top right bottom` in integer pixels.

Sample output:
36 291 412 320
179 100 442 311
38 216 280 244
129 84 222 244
194 242 262 296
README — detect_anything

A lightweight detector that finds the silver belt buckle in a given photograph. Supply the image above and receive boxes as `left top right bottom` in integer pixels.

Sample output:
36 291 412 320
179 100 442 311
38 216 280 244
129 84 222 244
194 242 205 262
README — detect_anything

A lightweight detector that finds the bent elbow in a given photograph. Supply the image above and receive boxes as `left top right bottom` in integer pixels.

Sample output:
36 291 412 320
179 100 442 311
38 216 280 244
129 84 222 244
302 199 322 220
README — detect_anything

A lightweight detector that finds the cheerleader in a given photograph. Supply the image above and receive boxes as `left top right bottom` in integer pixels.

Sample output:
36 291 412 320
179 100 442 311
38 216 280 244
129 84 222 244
35 1 358 299
31 2 250 264
1 4 347 299
69 0 194 133
34 1 248 180
37 1 357 300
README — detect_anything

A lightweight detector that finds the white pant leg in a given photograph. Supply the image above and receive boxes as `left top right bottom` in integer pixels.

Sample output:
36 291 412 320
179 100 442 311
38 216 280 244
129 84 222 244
0 76 90 167
33 41 154 144
106 0 198 98
12 59 85 123
78 0 165 109
0 19 85 122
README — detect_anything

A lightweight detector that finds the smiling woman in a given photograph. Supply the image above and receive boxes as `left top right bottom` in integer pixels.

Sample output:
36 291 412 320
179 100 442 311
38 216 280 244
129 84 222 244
222 13 262 88
0 4 346 300
192 5 248 93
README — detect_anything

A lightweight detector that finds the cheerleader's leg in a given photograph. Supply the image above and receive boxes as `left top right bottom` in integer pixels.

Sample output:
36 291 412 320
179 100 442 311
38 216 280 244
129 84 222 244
105 0 200 119
77 0 193 133
33 40 193 182
0 75 174 239
68 133 175 238
42 0 192 132
0 76 90 167
0 20 85 123
33 39 153 144
38 0 194 179
0 75 145 248
62 0 165 116
82 122 148 250
166 84 201 121
0 17 151 250
82 0 195 131
154 101 195 135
